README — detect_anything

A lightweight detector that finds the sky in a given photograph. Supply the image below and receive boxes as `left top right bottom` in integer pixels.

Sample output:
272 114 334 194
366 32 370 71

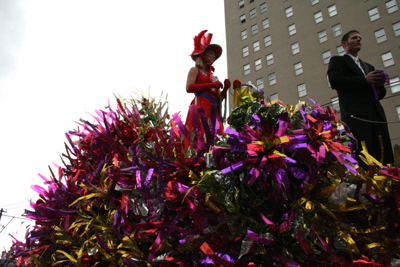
0 0 228 250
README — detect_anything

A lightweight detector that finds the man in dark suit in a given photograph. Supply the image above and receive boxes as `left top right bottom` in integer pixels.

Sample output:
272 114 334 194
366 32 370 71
328 30 393 168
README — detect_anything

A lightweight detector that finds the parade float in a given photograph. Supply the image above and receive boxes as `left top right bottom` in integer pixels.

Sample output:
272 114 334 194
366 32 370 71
10 84 400 266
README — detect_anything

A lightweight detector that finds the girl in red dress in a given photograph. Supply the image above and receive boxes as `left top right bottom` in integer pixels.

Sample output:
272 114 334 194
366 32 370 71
185 30 230 148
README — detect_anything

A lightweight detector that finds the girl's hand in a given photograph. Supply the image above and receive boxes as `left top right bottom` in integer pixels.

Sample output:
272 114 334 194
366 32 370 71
224 79 231 90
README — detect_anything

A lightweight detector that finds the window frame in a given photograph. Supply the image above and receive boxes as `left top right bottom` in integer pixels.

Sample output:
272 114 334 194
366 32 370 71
266 53 274 65
375 28 387 43
264 35 271 47
397 106 400 120
322 50 332 65
392 21 400 36
257 77 264 89
314 11 323 23
255 58 262 71
286 6 293 18
250 8 257 19
241 29 248 40
381 51 395 67
390 77 400 93
242 46 249 57
240 14 246 23
262 18 269 29
269 73 276 86
294 62 303 75
332 23 342 37
260 2 267 13
253 40 260 52
288 24 296 36
251 24 259 35
298 83 307 98
318 30 328 43
332 96 340 111
328 4 337 17
368 7 380 21
291 42 299 55
386 0 399 14
337 45 345 56
311 0 319 5
244 64 250 76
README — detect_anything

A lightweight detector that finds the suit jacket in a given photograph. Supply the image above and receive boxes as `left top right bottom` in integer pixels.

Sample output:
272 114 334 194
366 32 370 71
327 54 386 121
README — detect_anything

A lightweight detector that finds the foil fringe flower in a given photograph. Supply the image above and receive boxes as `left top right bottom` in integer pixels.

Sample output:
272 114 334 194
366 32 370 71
10 93 400 267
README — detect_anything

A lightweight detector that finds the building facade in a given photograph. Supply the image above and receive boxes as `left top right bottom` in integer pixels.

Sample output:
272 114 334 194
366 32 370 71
224 0 400 149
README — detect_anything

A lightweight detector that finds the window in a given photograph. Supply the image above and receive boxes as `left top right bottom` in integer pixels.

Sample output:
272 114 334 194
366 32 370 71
390 77 400 93
264 35 271 47
252 24 258 35
393 21 400 36
332 97 340 111
255 59 262 71
288 24 296 36
262 18 269 29
241 29 248 40
260 2 267 13
286 7 293 18
271 93 278 100
239 0 244 8
322 50 331 64
257 78 264 89
381 52 395 67
332 24 342 37
244 64 250 76
294 62 303 75
298 83 306 97
318 30 328 43
397 106 400 120
314 11 323 23
328 4 337 17
240 14 246 23
327 75 331 88
337 45 345 56
386 0 399 14
368 7 380 21
253 41 260 52
311 0 319 5
242 46 249 57
291 42 300 55
250 8 257 19
269 73 276 85
375 29 387 43
266 54 274 65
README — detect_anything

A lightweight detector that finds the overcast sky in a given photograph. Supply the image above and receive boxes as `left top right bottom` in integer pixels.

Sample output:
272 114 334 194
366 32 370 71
0 0 227 250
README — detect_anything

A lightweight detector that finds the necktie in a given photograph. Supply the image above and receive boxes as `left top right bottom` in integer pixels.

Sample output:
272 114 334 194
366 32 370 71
355 58 365 75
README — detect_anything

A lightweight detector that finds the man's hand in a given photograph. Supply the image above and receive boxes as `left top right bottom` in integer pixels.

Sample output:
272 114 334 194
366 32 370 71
365 70 385 85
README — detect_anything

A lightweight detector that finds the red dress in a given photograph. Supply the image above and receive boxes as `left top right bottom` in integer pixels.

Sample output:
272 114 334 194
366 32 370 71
185 69 225 146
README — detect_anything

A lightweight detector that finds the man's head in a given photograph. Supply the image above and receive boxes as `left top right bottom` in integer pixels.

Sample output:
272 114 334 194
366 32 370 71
341 30 362 56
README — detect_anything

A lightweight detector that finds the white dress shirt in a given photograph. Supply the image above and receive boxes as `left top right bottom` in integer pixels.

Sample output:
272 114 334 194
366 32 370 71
346 53 365 75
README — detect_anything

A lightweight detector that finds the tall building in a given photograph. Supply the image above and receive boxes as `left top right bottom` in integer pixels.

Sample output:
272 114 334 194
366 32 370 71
224 0 400 149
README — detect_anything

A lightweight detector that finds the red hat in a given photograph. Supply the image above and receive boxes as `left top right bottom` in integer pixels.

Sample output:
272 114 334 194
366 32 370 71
189 30 222 61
